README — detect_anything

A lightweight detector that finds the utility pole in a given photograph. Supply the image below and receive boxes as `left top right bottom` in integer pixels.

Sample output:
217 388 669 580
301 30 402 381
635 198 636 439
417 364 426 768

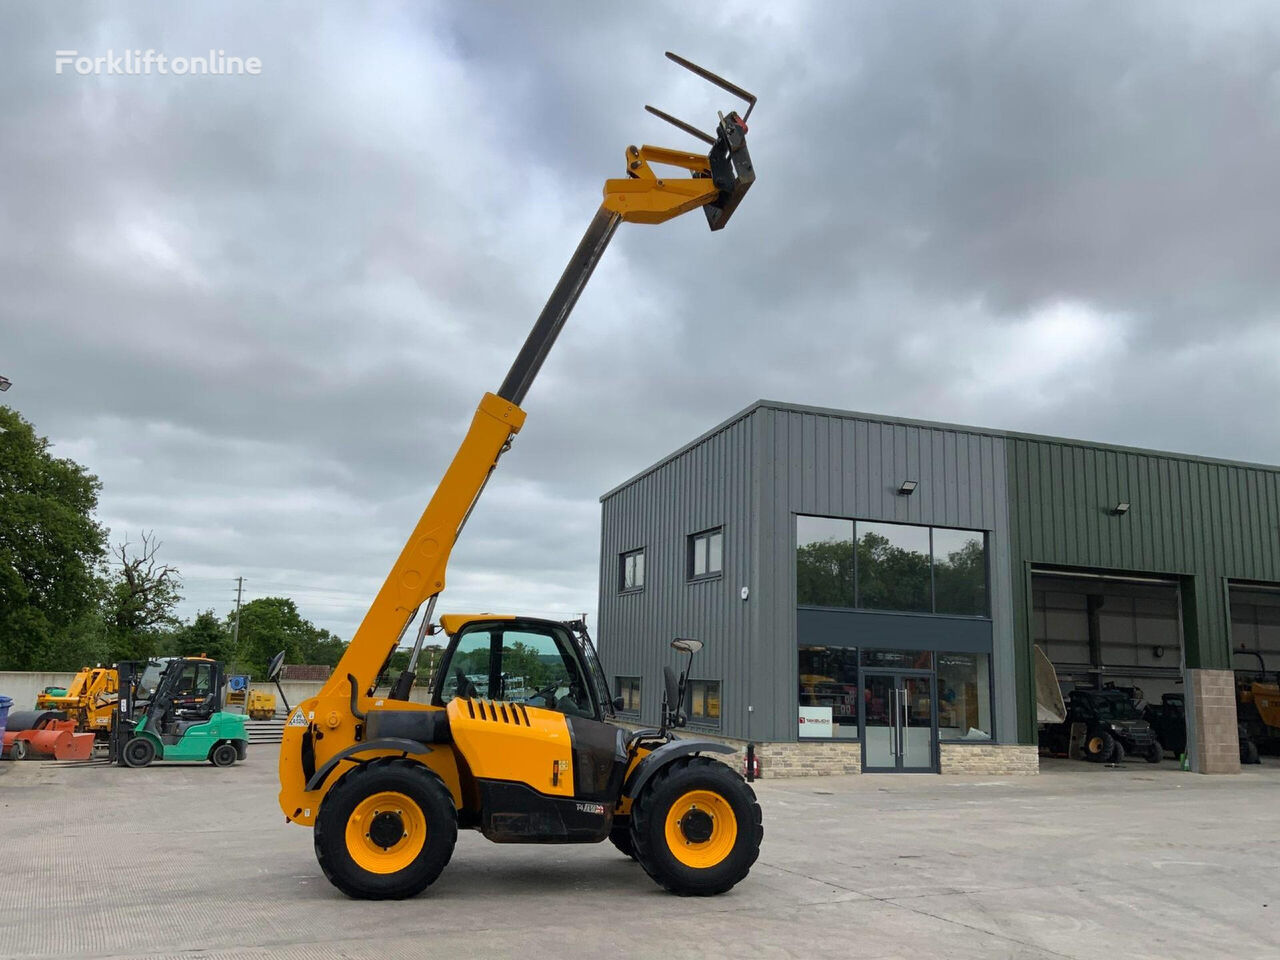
232 576 244 652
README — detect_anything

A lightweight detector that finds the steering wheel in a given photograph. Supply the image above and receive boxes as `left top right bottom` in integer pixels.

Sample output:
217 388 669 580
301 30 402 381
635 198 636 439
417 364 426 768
526 680 559 707
453 668 478 700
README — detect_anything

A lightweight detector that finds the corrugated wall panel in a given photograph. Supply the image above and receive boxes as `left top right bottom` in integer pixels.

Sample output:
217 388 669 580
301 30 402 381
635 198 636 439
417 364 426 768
597 414 757 740
1006 437 1280 742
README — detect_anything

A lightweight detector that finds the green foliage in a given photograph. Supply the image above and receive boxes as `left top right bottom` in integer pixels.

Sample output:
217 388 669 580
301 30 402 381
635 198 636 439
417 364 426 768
0 406 108 670
855 531 932 613
796 538 855 606
933 538 987 616
796 529 986 616
232 596 346 679
167 609 234 662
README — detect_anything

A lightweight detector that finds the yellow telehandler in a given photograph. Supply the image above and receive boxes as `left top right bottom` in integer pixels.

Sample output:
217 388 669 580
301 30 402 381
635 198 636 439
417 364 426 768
278 53 763 900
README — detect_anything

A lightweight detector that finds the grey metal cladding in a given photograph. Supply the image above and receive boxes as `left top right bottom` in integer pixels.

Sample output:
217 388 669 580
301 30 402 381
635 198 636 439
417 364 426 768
597 411 757 739
600 401 1016 744
753 405 1015 742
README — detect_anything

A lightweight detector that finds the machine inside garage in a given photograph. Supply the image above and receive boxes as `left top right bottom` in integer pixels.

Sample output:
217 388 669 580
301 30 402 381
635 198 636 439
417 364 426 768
1033 571 1184 765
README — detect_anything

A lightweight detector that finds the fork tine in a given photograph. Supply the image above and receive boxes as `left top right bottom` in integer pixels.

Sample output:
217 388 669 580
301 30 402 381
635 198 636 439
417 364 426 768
665 51 757 121
644 105 717 145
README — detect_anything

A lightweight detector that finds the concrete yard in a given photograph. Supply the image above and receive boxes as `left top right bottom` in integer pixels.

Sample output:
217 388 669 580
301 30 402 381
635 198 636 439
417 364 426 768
1 750 1277 960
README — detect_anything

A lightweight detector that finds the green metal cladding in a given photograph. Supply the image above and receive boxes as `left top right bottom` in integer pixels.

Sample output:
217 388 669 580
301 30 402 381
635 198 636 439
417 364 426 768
1005 436 1280 742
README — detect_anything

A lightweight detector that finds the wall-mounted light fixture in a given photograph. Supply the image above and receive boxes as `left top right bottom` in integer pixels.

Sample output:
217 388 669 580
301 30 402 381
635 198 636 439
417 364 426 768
0 375 11 392
1112 501 1130 516
898 480 918 496
1152 645 1165 659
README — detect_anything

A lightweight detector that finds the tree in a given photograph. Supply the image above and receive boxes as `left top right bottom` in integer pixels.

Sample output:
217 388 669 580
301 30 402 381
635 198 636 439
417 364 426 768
102 532 182 662
232 596 346 679
0 406 108 670
167 609 234 662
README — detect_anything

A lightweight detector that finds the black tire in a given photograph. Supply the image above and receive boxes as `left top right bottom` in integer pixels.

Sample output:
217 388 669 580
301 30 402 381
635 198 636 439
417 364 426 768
1082 730 1114 763
122 736 156 767
1241 739 1260 765
1145 742 1163 764
630 757 762 896
314 758 457 900
609 821 637 860
210 742 238 767
1109 740 1126 764
10 739 29 761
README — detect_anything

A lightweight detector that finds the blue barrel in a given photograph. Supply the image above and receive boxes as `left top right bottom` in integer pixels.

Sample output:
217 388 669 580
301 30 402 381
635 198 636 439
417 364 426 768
0 695 11 741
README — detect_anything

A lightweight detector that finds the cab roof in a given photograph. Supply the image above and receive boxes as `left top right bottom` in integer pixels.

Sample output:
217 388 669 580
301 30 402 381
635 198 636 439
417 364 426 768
438 613 585 635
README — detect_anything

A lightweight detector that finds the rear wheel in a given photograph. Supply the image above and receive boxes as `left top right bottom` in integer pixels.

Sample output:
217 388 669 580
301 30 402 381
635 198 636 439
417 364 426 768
630 757 762 896
1241 739 1260 765
314 758 456 900
210 742 238 767
122 737 156 767
10 739 29 761
1083 730 1113 763
1145 743 1163 764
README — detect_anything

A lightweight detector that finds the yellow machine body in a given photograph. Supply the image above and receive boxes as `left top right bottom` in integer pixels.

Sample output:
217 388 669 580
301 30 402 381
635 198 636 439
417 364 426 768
35 667 118 734
247 689 277 721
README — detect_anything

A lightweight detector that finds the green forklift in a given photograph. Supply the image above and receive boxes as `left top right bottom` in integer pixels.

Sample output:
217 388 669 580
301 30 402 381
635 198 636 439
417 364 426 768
111 656 248 767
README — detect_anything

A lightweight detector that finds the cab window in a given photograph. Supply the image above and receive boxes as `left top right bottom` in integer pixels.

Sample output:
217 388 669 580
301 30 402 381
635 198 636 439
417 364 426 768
437 623 596 719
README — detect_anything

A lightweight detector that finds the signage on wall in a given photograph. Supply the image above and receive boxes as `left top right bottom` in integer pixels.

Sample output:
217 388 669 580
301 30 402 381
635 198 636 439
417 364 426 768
798 705 833 737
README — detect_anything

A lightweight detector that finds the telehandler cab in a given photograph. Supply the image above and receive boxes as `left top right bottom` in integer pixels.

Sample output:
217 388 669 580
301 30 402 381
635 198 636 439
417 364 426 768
278 53 764 899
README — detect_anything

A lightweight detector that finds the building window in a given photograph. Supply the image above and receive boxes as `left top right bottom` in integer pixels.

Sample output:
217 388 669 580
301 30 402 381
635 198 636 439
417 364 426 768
937 652 992 740
688 527 723 580
796 516 855 606
686 680 720 724
799 646 859 739
931 528 987 617
615 676 641 715
619 549 645 592
796 517 988 617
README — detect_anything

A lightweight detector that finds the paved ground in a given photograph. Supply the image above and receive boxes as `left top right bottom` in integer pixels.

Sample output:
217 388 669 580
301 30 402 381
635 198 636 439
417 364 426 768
0 749 1277 960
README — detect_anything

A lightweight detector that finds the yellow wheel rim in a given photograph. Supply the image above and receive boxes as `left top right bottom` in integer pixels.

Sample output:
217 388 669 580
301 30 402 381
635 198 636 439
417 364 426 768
1088 737 1105 754
344 791 427 874
664 789 738 869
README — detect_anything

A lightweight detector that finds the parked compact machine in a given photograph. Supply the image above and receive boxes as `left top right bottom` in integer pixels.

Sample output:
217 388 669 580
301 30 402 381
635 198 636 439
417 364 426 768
34 665 119 737
1040 688 1163 763
1235 652 1280 756
278 53 764 900
112 656 248 767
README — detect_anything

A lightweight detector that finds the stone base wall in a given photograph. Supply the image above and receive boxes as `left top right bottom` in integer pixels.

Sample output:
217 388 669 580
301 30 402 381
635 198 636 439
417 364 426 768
617 724 1038 777
939 743 1039 775
1188 668 1241 775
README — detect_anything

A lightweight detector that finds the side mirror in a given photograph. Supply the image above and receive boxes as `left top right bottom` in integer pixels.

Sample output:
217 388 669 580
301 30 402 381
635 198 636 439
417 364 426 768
267 650 286 682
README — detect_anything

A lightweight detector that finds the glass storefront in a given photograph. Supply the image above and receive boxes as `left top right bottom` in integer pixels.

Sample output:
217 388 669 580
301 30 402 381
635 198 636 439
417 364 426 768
936 652 992 740
798 646 994 746
798 646 859 739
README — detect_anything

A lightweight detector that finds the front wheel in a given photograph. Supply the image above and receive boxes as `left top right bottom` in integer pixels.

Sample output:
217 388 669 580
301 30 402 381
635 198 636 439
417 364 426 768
122 736 156 767
1145 743 1163 764
210 742 238 767
630 757 762 896
314 758 457 900
1082 730 1113 763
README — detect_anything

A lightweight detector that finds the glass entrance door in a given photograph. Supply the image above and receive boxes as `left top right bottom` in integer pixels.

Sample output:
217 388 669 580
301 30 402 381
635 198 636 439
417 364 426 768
862 672 937 772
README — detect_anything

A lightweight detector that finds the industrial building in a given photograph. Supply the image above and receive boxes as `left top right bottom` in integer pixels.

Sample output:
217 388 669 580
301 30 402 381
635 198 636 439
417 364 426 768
598 401 1280 775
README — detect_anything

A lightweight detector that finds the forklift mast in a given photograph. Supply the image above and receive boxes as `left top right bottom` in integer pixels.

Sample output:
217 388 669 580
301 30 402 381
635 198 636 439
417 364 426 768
320 53 758 708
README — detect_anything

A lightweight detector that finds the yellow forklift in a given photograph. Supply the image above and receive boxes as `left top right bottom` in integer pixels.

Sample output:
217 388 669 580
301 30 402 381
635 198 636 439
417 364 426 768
278 53 764 900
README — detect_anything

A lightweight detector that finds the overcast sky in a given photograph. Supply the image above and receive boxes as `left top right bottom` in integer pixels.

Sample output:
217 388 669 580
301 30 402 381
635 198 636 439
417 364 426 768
3 2 1279 647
